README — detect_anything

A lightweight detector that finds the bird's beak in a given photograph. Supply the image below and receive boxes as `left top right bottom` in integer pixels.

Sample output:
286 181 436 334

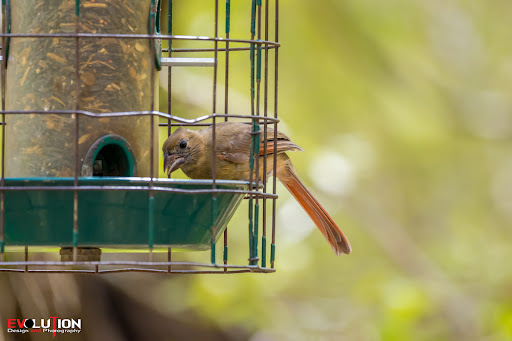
163 153 186 176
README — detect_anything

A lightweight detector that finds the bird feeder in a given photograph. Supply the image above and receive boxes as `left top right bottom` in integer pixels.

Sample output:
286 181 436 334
5 0 157 178
0 0 281 274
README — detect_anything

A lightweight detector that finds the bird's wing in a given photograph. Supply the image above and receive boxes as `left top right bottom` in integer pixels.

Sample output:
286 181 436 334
204 122 302 164
217 152 250 163
259 127 303 156
204 123 253 163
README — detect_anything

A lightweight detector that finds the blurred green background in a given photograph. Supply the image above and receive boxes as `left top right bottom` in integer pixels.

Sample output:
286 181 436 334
153 0 512 340
149 0 512 340
2 0 512 340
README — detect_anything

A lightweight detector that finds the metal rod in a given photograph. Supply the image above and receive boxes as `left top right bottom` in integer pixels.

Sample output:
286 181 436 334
0 0 6 262
149 6 156 258
252 0 263 267
24 246 28 272
211 0 220 265
72 2 81 262
248 0 255 265
167 0 173 175
223 0 231 272
224 1 230 121
223 228 228 272
271 0 279 269
0 260 274 268
261 0 269 268
0 268 276 274
162 57 215 67
165 45 277 53
0 33 281 47
0 110 280 123
168 247 172 273
0 185 276 197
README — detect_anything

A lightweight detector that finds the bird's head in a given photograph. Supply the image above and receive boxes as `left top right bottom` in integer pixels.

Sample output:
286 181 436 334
162 127 203 176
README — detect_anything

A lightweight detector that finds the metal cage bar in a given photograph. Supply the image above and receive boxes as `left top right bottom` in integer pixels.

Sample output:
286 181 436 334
223 0 231 271
271 0 279 269
261 0 270 268
210 0 220 265
0 0 6 262
72 0 81 262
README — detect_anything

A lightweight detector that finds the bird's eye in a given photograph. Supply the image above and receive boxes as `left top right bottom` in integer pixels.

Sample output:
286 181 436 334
179 140 187 149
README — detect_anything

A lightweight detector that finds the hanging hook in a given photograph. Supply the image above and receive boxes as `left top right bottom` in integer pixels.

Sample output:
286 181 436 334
2 0 11 68
149 0 162 71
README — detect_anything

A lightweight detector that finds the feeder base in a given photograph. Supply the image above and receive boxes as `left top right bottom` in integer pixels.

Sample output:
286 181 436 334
60 247 102 262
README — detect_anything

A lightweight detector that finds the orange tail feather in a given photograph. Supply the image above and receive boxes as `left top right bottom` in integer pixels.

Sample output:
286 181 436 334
279 169 352 255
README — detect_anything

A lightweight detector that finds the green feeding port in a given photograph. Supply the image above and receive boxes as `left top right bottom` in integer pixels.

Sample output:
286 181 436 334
82 135 137 177
3 178 246 250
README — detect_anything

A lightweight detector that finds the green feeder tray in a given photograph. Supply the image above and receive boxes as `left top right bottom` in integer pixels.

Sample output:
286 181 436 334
4 178 247 250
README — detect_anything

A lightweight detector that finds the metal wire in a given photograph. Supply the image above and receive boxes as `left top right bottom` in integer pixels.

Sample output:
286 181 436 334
0 185 276 199
0 260 276 274
253 0 263 266
0 110 279 122
149 1 157 259
0 33 280 47
261 0 269 267
271 0 280 268
0 260 271 268
167 0 173 145
164 45 277 53
0 0 6 262
72 0 81 262
248 0 257 266
224 0 231 272
210 0 220 265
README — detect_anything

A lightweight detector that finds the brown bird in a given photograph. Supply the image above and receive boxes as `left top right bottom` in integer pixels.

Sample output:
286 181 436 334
162 122 351 255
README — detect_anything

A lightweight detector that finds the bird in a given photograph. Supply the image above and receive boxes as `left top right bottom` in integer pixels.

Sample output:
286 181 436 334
162 121 351 255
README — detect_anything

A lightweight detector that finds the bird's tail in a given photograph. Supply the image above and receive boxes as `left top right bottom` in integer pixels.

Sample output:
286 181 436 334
279 167 352 255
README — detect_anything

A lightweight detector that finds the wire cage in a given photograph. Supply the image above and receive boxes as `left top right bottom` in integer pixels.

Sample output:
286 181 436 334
0 0 280 274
